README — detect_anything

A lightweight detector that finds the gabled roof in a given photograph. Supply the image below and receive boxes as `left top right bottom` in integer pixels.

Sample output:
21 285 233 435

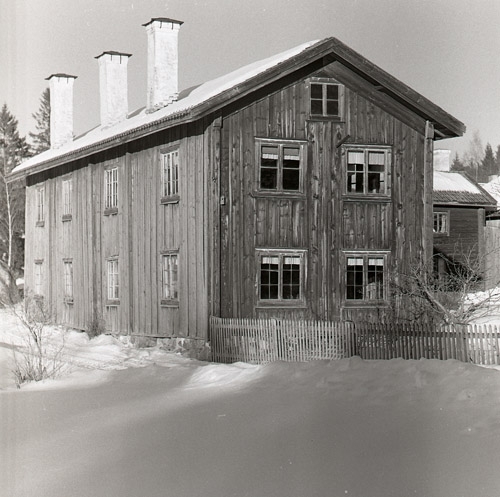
433 171 497 208
11 37 465 181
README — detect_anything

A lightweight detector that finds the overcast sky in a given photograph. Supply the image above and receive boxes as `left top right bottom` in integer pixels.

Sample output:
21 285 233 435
1 0 500 157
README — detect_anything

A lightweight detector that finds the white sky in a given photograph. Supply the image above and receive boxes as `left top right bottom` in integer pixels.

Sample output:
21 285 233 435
1 0 500 157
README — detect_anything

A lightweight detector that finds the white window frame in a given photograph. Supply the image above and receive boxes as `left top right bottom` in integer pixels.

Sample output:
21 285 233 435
344 252 389 304
36 186 45 225
309 79 344 118
433 211 449 235
34 260 43 296
107 258 119 302
160 149 179 202
257 249 306 305
256 139 307 194
104 167 118 211
161 252 179 304
63 260 73 302
62 177 73 220
344 145 391 196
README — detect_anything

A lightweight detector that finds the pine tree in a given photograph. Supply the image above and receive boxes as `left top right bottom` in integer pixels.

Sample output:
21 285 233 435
481 143 496 182
450 152 464 172
0 104 30 300
29 88 50 154
494 145 500 177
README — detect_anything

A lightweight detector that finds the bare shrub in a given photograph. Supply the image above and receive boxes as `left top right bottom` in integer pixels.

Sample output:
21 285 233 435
86 312 105 339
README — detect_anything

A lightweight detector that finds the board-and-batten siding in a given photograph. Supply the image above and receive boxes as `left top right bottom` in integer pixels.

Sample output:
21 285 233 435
219 67 429 323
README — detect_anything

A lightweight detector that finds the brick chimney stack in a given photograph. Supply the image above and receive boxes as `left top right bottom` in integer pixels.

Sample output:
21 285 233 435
46 74 77 149
95 51 132 128
142 18 183 112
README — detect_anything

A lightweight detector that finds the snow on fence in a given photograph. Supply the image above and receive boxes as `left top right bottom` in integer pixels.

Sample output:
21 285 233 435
209 317 500 365
210 317 355 364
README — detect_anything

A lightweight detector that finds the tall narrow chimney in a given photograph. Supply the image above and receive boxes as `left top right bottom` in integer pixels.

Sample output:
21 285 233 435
46 74 77 149
95 51 132 128
142 18 183 112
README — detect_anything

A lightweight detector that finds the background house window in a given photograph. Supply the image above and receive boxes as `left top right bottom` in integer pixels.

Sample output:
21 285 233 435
104 167 118 210
345 148 390 195
258 251 305 302
34 260 43 296
433 212 449 234
310 81 341 117
346 254 386 301
258 141 304 192
161 150 179 200
162 253 179 302
63 260 73 301
107 258 119 301
36 187 45 225
62 178 73 220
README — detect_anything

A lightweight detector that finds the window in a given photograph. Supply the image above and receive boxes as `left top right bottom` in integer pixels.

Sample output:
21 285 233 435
34 260 43 296
62 178 73 220
257 250 306 303
345 147 391 195
107 258 119 301
433 212 449 234
104 167 118 211
161 149 179 201
310 80 342 118
36 187 45 226
63 260 73 302
345 253 387 302
161 253 179 303
257 140 306 193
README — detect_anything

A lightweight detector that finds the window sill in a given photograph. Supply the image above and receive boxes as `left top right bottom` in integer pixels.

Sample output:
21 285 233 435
161 195 180 205
64 298 74 305
307 116 344 123
251 191 305 200
160 299 179 308
36 221 45 227
105 300 120 306
104 207 118 216
343 195 391 203
62 214 72 222
343 300 388 308
256 300 306 309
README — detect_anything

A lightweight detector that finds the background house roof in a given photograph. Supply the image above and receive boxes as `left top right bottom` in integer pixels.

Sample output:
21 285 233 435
11 37 465 181
433 171 497 208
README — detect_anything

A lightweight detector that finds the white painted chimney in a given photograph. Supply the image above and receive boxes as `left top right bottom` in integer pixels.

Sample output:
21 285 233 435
142 17 183 112
46 74 77 149
433 149 451 172
95 51 132 128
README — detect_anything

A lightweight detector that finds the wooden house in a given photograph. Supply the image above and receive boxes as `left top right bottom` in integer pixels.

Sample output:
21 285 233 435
11 18 465 348
433 151 497 284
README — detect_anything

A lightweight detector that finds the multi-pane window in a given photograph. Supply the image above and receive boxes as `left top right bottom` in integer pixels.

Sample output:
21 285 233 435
63 260 73 300
162 253 179 302
34 260 43 296
161 150 179 199
433 212 449 234
345 147 390 195
107 258 119 301
346 254 386 301
310 81 341 117
104 167 118 210
36 187 45 225
258 251 305 302
258 141 304 192
62 178 73 219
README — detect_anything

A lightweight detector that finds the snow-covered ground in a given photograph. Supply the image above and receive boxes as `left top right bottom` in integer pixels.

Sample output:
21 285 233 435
1 309 500 497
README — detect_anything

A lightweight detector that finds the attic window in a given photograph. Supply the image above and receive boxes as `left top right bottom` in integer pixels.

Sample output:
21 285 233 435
310 79 343 119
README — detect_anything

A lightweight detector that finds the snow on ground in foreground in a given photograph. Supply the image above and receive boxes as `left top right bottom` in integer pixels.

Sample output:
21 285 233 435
1 311 500 497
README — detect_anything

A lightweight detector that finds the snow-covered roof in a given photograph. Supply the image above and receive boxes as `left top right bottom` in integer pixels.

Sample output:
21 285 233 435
433 171 497 207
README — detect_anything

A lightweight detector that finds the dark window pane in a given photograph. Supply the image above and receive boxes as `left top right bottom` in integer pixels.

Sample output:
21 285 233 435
311 83 323 99
283 169 300 191
326 84 338 99
283 258 301 299
346 258 364 300
260 168 277 189
326 100 339 116
260 259 279 300
311 99 323 115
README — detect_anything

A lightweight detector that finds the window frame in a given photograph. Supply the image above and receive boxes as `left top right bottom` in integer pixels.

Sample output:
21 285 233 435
343 251 389 306
160 146 180 204
106 257 119 303
256 249 307 307
33 259 44 297
433 211 449 235
63 259 74 303
309 78 344 120
36 186 45 227
255 139 307 195
343 145 392 197
160 251 179 306
104 166 118 215
62 177 73 221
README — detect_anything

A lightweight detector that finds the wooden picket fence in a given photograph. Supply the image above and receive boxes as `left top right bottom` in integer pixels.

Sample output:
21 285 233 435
209 316 500 366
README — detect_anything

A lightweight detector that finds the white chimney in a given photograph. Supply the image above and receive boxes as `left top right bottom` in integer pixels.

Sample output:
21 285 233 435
433 149 451 172
142 17 183 112
46 74 77 149
95 51 132 128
